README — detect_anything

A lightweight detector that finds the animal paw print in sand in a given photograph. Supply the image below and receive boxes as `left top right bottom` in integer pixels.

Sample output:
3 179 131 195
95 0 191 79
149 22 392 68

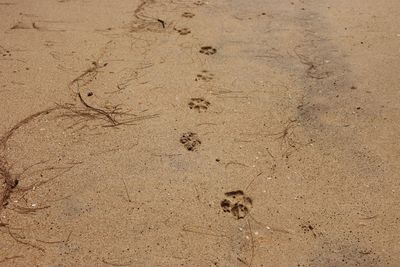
195 70 214 82
174 27 191 35
1 49 11 57
182 12 195 18
188 98 210 112
221 190 253 219
180 132 201 151
199 46 217 55
194 0 204 6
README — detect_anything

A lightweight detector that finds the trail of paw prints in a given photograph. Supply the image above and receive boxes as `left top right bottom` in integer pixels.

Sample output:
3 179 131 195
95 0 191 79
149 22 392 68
188 98 210 112
174 27 191 35
182 12 195 18
199 46 217 55
221 190 253 219
195 70 214 82
180 132 201 151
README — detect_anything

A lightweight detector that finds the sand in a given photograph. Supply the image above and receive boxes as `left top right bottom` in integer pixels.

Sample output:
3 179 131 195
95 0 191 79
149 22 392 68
1 0 400 266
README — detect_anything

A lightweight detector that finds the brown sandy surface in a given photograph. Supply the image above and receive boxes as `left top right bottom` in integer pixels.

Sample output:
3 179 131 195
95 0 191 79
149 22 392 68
1 0 400 266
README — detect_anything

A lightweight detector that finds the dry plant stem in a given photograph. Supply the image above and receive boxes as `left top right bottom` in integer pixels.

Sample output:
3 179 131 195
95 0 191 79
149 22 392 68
0 160 16 209
134 0 155 21
102 258 132 266
225 161 249 169
10 205 50 214
182 225 229 238
68 61 120 126
77 92 118 126
69 61 103 87
17 165 76 193
0 59 155 210
0 255 24 264
7 227 45 252
0 46 158 240
0 107 60 149
246 218 255 267
248 214 292 234
265 119 297 140
120 176 132 202
245 172 263 191
36 230 72 244
69 62 156 127
1 154 76 212
293 46 330 79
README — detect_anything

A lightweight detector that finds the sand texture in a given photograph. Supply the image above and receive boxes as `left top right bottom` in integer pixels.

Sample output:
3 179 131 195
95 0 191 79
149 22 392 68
1 0 400 266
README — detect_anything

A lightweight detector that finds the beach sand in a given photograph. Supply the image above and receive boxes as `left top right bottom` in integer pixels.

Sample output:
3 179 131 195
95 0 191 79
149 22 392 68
1 0 400 266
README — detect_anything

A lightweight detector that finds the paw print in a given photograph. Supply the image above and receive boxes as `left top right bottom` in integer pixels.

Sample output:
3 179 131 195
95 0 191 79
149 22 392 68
199 46 217 55
300 221 321 238
1 47 11 57
194 1 204 6
195 70 214 81
221 190 252 219
182 12 195 18
174 27 191 35
188 98 210 112
180 132 201 151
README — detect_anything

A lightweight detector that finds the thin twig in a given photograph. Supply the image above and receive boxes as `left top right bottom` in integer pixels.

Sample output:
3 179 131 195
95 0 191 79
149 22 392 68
0 255 23 263
36 230 73 244
7 227 45 252
246 218 255 267
182 225 228 238
120 176 131 202
102 258 132 266
245 172 263 191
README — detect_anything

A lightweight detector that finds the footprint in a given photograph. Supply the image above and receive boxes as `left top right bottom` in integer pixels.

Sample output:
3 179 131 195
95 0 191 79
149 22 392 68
188 98 210 112
194 1 204 6
220 190 253 219
195 70 214 81
182 12 195 18
1 49 11 57
301 222 318 238
174 27 191 35
199 46 217 55
180 132 201 151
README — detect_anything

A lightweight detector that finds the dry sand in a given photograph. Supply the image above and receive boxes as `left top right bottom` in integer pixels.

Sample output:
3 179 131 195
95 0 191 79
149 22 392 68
1 0 400 266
